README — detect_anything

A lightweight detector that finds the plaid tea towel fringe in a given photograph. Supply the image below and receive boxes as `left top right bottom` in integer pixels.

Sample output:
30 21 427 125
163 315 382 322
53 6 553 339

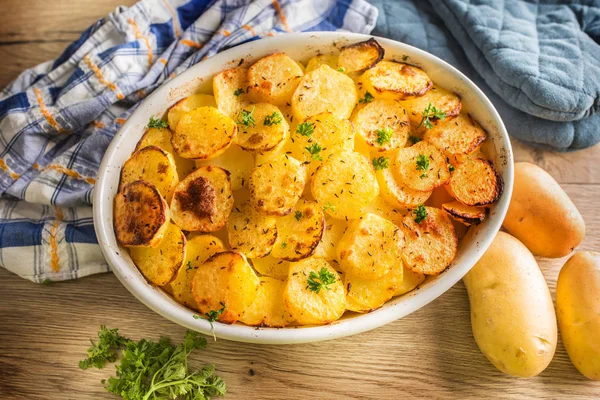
0 0 378 283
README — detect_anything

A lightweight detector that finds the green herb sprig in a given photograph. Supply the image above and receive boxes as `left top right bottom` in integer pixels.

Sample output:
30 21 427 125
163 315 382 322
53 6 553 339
375 127 393 146
416 154 430 178
236 107 256 127
147 117 169 129
417 103 446 129
414 205 427 224
264 112 282 126
307 268 337 294
372 156 390 170
296 122 315 137
305 142 323 161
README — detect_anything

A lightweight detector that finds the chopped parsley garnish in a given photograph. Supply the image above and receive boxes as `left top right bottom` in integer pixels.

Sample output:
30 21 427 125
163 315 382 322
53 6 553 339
416 154 430 178
305 142 323 161
233 88 244 96
194 301 226 340
323 202 336 212
375 127 393 146
236 107 256 127
296 121 315 137
281 242 288 249
408 135 422 145
263 112 282 126
402 55 409 62
414 205 427 224
294 211 303 221
449 164 455 172
372 156 390 170
337 67 346 72
359 91 374 104
307 267 337 294
147 117 168 129
417 103 446 129
186 261 193 271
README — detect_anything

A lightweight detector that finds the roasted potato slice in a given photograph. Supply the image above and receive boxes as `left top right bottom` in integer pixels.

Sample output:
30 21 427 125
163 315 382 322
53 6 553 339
314 216 347 260
271 199 325 261
393 141 450 192
170 235 225 310
172 106 237 160
291 64 358 121
195 144 254 190
305 54 339 72
234 103 289 153
284 258 345 325
250 256 290 279
119 146 179 201
247 54 304 106
213 67 250 118
249 154 306 215
338 38 384 73
135 127 196 177
168 93 216 129
442 201 488 226
394 266 425 296
376 161 432 208
191 251 260 324
312 152 379 220
130 222 186 286
447 158 503 206
401 206 458 275
114 181 169 247
424 113 486 155
337 213 404 280
170 166 233 232
400 85 461 128
362 61 432 100
352 99 410 152
345 263 403 312
240 277 294 327
363 196 405 227
228 201 277 258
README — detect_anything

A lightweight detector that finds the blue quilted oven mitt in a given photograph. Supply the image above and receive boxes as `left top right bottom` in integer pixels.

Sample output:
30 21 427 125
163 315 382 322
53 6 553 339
371 0 600 150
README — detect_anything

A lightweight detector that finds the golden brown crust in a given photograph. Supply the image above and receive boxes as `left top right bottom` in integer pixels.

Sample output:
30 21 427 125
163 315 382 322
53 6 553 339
338 38 385 73
448 158 503 206
442 201 489 226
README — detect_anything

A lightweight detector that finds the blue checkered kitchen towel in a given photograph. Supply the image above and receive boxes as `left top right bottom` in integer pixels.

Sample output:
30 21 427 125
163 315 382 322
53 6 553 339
0 0 378 283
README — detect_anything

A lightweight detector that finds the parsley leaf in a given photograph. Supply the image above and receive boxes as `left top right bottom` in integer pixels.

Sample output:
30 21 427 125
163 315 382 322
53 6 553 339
307 267 337 294
372 156 390 170
414 205 427 224
416 154 430 178
147 117 168 129
234 88 244 97
236 107 256 127
264 112 282 126
337 67 346 72
417 103 446 129
305 142 323 161
281 242 288 249
323 202 336 212
193 302 226 340
449 164 455 172
375 127 393 146
294 211 303 221
296 121 315 137
408 135 422 145
402 55 409 62
186 261 193 271
359 91 374 104
79 325 129 370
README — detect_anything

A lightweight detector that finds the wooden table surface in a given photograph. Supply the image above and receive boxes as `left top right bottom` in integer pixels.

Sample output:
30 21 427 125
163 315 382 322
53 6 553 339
1 1 599 399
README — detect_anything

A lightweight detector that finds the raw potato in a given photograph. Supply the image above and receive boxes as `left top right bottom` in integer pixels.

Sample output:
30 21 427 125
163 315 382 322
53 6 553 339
400 85 461 127
314 216 347 260
362 61 432 100
135 127 196 177
228 201 277 258
119 146 179 201
170 235 225 310
251 256 290 279
394 266 425 297
192 251 260 324
195 144 254 190
114 181 169 247
247 54 303 106
240 277 294 327
305 54 339 72
291 64 358 121
503 162 584 258
312 152 379 220
401 206 457 275
463 232 557 377
234 103 289 153
447 158 503 206
393 141 450 192
172 106 237 159
170 166 233 232
352 99 410 152
376 161 432 208
345 263 403 312
168 93 216 129
336 213 404 280
271 199 325 261
556 252 600 380
249 154 306 215
338 38 384 73
283 258 345 325
130 223 186 286
424 113 486 155
442 201 488 226
213 67 250 118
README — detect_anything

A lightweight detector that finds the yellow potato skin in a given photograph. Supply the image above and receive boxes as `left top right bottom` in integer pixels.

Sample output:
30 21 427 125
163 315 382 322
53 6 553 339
556 251 600 381
503 162 585 258
463 232 557 377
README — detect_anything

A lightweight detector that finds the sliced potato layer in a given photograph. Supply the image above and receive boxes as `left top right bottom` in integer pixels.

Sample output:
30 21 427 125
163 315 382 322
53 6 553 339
401 206 457 275
135 127 195 178
284 258 345 325
376 163 432 208
213 67 250 118
400 85 461 128
168 93 216 129
447 158 503 206
338 38 384 73
172 106 236 160
247 54 304 106
114 181 169 247
352 99 410 152
195 144 254 191
240 277 294 327
394 266 425 297
249 154 306 215
393 141 450 192
234 103 289 153
228 201 277 258
306 54 339 72
424 113 486 155
291 65 357 121
251 255 290 279
362 61 432 100
345 263 403 312
314 216 347 260
119 146 179 201
312 152 379 220
170 166 233 232
130 223 186 286
442 201 488 226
